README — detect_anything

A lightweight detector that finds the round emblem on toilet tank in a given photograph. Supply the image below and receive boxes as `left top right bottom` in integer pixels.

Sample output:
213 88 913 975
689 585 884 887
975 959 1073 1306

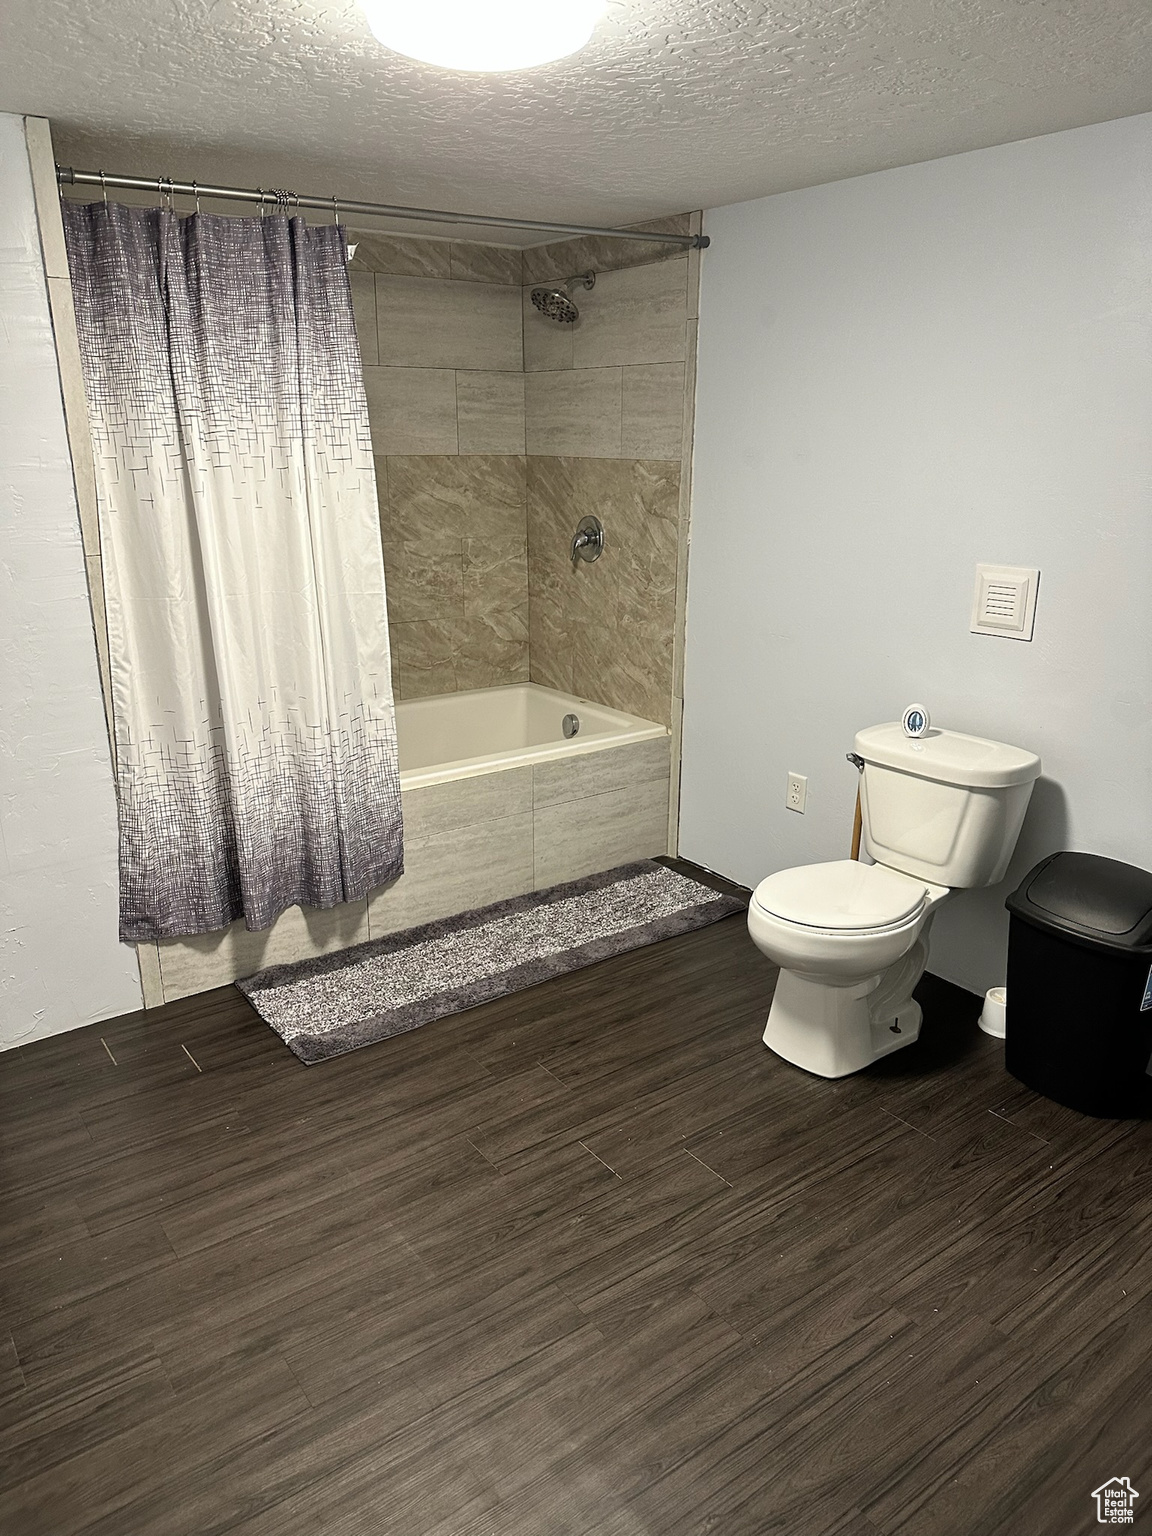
902 703 930 738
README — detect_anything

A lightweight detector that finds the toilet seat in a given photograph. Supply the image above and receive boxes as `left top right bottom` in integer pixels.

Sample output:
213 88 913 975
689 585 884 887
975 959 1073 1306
752 860 928 933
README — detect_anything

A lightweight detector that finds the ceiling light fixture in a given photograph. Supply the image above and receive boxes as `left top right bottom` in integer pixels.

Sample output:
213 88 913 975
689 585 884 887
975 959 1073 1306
359 0 609 72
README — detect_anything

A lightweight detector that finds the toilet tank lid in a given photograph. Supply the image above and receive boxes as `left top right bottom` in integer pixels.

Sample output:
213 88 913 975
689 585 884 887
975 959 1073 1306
855 723 1041 789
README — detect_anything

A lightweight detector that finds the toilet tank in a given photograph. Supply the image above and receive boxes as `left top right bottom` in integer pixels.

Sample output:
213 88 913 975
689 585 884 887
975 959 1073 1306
855 723 1041 889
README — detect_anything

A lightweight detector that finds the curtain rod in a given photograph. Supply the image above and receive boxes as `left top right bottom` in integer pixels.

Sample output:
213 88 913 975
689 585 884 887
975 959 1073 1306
55 166 710 250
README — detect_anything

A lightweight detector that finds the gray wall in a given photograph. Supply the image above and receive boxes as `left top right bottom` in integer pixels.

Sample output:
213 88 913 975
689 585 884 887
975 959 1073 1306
680 112 1152 997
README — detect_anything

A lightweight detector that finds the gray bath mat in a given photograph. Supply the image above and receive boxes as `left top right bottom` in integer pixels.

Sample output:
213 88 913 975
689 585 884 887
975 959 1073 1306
237 860 747 1065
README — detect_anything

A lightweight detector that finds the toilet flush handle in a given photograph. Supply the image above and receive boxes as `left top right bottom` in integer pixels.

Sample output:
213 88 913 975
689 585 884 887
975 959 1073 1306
846 753 864 860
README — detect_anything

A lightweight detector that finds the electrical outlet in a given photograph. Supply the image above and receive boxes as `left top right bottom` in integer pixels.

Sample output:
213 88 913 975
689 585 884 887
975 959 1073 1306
786 772 807 813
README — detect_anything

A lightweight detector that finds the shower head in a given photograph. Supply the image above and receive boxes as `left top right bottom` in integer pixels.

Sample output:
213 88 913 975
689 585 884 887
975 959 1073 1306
530 271 595 324
531 286 580 323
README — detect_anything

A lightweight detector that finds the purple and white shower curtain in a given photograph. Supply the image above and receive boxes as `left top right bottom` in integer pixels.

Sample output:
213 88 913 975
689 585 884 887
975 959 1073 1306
64 204 403 942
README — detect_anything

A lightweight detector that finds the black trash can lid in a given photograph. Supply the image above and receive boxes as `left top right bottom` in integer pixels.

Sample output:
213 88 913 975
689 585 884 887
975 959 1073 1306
1007 852 1152 954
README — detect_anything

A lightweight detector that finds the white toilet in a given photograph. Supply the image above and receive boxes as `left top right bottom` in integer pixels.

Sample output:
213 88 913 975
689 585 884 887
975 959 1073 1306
748 721 1041 1078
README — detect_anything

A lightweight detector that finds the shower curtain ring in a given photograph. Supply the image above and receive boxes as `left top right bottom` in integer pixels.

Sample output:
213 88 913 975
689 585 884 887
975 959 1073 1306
192 179 200 214
331 194 339 227
98 169 108 207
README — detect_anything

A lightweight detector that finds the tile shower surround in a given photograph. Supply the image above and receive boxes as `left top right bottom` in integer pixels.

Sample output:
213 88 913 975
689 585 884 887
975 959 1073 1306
349 220 699 730
47 161 699 1003
150 225 698 998
527 457 681 729
380 454 530 700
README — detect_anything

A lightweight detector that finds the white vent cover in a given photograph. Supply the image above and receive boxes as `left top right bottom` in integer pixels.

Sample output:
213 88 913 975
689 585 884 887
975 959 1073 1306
970 564 1039 641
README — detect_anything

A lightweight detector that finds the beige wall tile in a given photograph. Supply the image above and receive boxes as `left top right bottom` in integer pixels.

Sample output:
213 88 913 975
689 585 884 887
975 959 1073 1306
527 606 576 696
526 458 605 630
450 243 523 285
525 369 622 457
363 366 458 455
626 213 694 238
455 609 530 690
523 217 694 285
521 238 610 286
392 617 466 698
569 616 675 728
384 541 463 623
348 232 451 278
381 456 530 694
621 363 686 460
533 777 670 888
533 736 671 809
391 610 529 698
380 448 681 715
368 813 534 935
572 259 688 370
456 371 526 455
377 276 521 371
402 768 533 840
527 457 680 725
158 900 371 999
462 533 528 619
349 272 378 366
523 288 575 373
385 455 526 542
528 457 680 596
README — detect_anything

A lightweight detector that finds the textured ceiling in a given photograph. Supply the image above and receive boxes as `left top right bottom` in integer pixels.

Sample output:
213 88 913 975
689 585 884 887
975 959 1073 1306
4 0 1151 241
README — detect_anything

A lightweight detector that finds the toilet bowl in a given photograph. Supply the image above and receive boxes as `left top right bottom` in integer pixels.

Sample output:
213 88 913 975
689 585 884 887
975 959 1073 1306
749 860 949 1078
747 719 1041 1079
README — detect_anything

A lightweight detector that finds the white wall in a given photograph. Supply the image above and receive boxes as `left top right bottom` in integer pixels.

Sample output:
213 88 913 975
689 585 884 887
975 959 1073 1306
680 113 1152 997
0 112 142 1044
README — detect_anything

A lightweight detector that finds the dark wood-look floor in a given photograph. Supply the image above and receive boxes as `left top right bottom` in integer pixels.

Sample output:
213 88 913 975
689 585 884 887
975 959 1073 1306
2 884 1150 1536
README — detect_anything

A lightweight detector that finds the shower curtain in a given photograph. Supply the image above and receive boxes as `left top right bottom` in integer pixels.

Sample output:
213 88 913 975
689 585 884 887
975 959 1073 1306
64 203 403 942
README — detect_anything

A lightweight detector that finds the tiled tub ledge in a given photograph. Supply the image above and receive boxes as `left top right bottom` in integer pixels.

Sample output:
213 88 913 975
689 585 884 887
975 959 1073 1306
151 685 671 1003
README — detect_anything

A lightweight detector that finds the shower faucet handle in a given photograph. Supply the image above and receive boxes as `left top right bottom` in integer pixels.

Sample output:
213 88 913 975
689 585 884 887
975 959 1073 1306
571 516 604 565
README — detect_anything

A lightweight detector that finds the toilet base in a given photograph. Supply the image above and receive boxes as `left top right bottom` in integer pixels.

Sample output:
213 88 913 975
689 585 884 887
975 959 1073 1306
763 962 924 1079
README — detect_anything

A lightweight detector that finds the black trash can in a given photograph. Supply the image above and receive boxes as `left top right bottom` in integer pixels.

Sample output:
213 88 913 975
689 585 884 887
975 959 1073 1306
1005 852 1152 1117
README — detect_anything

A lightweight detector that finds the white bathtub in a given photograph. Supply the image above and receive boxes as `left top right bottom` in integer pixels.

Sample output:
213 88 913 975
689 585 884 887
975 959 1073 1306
157 681 673 1002
396 682 669 790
